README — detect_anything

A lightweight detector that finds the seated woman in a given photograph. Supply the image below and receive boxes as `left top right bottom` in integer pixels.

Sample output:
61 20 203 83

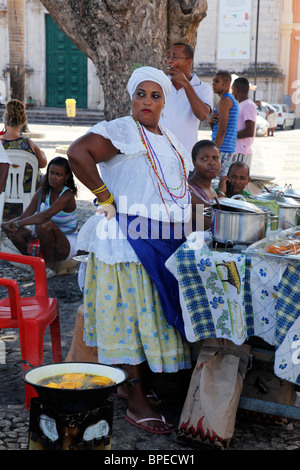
217 161 251 198
188 140 221 231
1 156 78 279
1 99 47 221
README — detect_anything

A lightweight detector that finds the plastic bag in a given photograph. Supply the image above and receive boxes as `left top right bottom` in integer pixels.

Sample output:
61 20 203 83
244 225 300 261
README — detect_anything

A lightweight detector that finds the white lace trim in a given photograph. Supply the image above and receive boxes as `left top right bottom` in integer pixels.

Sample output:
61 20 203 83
76 214 141 265
87 116 145 155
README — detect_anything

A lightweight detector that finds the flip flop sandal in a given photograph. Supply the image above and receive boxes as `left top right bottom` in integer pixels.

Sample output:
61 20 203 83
125 414 175 435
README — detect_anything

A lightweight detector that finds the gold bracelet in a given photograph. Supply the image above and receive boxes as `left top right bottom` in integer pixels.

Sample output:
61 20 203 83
91 183 106 194
93 186 107 195
97 193 114 207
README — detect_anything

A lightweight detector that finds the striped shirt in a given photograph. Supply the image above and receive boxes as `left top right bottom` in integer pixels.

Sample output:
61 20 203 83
212 92 239 153
44 187 78 236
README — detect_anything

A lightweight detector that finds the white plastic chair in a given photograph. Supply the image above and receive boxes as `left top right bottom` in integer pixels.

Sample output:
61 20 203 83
0 149 39 241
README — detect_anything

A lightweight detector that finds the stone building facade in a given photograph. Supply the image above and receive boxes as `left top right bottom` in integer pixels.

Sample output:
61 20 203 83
280 0 300 116
194 0 284 109
0 0 103 110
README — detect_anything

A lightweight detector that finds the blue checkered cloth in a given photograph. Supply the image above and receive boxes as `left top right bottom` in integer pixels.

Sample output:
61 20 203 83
275 263 300 348
174 244 255 341
174 242 300 349
175 245 216 339
244 256 255 336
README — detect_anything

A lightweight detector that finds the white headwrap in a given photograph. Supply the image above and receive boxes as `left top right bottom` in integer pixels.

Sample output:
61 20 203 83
127 66 172 101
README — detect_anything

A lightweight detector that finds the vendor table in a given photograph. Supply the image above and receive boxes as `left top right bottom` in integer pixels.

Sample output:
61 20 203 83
166 233 300 420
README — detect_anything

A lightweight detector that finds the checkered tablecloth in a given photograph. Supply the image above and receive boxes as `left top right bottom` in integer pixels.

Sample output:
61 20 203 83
166 238 300 384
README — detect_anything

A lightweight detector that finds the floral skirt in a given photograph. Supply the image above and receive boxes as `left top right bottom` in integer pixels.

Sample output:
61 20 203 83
83 254 192 373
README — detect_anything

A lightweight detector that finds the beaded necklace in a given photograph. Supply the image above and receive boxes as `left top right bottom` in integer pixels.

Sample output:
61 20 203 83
132 117 189 208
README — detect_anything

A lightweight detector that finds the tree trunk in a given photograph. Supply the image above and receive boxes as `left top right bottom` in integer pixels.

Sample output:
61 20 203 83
7 0 25 102
39 0 207 120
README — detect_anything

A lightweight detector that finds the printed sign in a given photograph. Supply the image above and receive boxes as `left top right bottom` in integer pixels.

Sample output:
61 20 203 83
217 0 252 60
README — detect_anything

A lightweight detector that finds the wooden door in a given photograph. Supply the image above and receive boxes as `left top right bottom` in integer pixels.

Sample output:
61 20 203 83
45 14 87 108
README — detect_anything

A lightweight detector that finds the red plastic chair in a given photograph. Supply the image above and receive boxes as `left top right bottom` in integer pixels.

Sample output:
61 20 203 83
0 252 62 409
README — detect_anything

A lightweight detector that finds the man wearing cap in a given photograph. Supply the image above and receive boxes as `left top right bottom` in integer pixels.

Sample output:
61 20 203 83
160 42 213 156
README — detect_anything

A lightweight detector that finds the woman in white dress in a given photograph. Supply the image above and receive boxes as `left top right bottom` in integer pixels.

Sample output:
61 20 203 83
67 67 192 434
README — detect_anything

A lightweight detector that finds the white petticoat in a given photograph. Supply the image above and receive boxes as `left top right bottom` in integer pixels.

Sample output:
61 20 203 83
76 213 141 265
65 234 78 261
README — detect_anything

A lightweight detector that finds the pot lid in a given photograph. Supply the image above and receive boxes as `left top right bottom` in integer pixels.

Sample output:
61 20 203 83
250 174 276 182
216 196 265 213
255 191 300 207
280 187 300 200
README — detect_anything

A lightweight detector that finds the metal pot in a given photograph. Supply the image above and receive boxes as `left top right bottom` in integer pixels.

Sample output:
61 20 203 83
217 195 265 213
24 362 129 412
255 191 300 229
270 185 300 202
209 208 270 245
278 206 300 229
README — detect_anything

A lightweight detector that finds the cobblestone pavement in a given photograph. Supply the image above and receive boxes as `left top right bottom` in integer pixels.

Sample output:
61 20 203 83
1 124 300 452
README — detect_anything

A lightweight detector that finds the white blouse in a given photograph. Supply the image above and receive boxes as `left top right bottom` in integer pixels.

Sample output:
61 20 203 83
76 116 192 265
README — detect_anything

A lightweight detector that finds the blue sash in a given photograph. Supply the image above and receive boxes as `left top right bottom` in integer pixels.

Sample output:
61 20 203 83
116 213 186 339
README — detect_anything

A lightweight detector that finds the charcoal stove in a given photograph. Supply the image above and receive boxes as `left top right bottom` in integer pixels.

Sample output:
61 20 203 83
28 397 113 450
24 362 129 451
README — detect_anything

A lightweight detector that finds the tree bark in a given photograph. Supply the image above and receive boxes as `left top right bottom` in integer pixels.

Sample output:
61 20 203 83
39 0 207 120
8 0 25 102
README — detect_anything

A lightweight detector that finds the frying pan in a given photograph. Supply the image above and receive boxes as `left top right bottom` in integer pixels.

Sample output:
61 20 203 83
24 362 130 412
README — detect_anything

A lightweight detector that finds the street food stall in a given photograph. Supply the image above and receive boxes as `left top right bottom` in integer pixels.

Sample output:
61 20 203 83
166 191 300 448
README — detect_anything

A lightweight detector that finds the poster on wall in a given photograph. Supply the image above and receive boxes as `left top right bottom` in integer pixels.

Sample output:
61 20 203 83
217 0 252 60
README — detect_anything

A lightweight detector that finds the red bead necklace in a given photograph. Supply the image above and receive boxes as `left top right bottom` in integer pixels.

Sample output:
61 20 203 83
133 117 189 206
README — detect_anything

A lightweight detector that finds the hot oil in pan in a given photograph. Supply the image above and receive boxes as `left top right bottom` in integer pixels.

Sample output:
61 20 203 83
37 373 116 390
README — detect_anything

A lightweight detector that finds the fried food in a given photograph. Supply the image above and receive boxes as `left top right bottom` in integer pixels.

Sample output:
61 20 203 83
265 244 291 254
265 239 300 255
38 372 116 389
59 380 84 389
44 382 60 388
89 376 114 386
61 373 86 381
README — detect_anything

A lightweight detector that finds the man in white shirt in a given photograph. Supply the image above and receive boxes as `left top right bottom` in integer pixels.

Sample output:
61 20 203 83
0 144 10 194
231 77 257 170
160 42 213 157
